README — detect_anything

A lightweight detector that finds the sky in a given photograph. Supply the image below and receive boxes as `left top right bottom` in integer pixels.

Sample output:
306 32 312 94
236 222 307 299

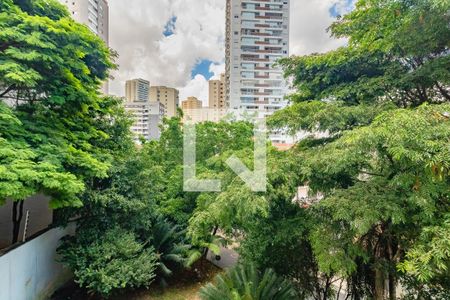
108 0 354 105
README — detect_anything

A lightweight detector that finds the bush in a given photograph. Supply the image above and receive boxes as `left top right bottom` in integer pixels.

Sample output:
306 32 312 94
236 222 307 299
58 227 158 297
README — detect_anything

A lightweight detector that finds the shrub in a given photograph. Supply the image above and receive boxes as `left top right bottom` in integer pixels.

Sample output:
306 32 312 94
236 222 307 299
58 227 158 297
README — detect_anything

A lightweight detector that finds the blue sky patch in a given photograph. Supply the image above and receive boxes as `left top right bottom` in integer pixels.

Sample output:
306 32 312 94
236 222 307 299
191 59 214 79
163 16 177 37
329 0 354 17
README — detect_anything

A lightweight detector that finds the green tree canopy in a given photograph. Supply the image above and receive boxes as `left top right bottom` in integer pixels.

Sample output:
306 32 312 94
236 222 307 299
269 0 450 298
0 0 123 244
0 0 119 206
278 0 450 108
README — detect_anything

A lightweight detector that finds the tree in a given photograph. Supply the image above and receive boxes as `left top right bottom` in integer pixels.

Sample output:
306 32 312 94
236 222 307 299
57 152 159 296
399 216 450 282
269 0 450 298
238 192 335 300
199 264 298 300
58 143 197 295
0 0 118 243
0 0 113 106
56 116 259 295
278 0 450 108
304 105 450 299
0 102 85 242
143 118 254 227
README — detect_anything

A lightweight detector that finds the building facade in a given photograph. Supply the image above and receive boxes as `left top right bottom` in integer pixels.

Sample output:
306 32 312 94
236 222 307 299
208 74 226 109
124 100 165 142
181 97 204 122
182 97 203 110
225 0 290 117
59 0 109 44
125 79 150 103
149 86 180 118
59 0 109 93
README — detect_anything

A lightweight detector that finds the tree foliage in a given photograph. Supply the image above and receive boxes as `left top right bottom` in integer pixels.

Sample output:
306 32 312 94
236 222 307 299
58 227 158 298
0 0 118 208
0 0 114 105
279 0 450 108
269 0 450 298
0 0 124 244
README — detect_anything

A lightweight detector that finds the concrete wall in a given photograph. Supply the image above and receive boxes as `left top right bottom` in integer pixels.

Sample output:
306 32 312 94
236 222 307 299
0 224 75 300
0 196 53 249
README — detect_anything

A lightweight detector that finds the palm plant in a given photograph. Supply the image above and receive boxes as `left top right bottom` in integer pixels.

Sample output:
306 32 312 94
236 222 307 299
150 217 201 285
199 264 298 300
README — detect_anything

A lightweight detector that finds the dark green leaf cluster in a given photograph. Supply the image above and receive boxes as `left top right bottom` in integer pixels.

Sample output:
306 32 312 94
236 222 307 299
199 264 298 300
0 0 124 210
58 227 158 298
268 0 450 298
58 151 198 296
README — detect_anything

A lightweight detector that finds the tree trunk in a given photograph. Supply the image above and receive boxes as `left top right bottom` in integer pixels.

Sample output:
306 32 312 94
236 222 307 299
387 239 397 300
435 82 450 101
323 276 331 300
12 200 24 244
374 268 385 300
388 274 396 300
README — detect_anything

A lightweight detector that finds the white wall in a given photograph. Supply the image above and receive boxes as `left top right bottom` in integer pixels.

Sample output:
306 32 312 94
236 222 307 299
0 196 53 249
0 224 75 300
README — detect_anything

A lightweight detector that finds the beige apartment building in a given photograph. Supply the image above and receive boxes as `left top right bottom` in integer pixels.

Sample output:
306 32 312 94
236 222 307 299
125 79 150 102
182 97 203 110
149 86 180 118
181 97 203 122
208 74 226 109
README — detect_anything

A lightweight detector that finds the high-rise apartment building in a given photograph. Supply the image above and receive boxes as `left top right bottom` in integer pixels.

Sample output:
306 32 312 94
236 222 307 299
149 86 180 118
181 97 209 123
124 101 165 142
208 74 226 109
124 79 165 142
182 97 203 110
60 0 109 93
225 0 290 116
125 79 150 102
59 0 109 43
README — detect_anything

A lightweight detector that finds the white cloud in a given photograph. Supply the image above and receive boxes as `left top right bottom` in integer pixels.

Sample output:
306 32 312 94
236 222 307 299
209 62 225 80
108 0 225 96
179 62 225 106
289 0 349 56
179 74 209 106
108 0 350 98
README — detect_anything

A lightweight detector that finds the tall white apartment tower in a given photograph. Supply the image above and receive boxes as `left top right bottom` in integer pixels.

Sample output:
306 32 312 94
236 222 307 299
60 0 109 93
225 0 290 117
60 0 109 44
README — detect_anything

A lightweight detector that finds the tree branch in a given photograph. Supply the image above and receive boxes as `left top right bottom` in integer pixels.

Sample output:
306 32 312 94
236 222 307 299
435 82 450 101
0 84 16 98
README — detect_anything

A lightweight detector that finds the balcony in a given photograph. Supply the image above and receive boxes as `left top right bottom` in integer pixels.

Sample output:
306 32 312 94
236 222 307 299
255 15 282 20
241 57 270 62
